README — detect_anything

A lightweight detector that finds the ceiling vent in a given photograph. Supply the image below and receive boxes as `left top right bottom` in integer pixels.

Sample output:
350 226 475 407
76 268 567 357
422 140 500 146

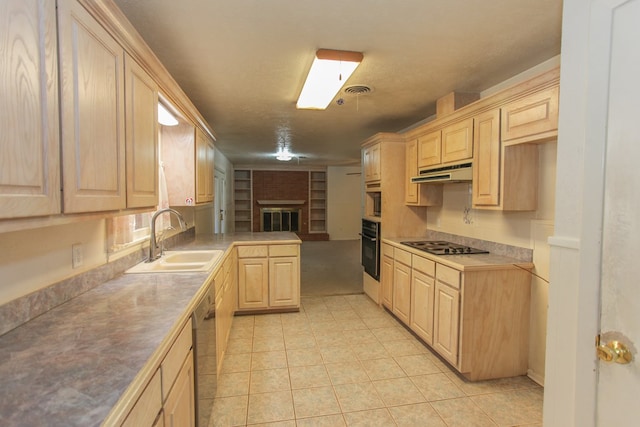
344 85 372 95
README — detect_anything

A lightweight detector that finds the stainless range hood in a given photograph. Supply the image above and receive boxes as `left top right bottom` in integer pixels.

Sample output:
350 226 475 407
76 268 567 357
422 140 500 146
411 162 473 184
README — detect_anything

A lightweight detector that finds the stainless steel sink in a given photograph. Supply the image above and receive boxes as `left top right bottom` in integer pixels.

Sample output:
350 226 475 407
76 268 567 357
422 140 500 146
126 250 223 273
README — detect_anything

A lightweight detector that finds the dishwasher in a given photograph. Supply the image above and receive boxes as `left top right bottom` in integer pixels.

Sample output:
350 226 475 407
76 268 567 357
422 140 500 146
192 277 217 427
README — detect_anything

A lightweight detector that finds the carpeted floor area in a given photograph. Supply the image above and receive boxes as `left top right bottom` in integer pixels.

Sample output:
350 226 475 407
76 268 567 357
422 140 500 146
300 240 363 297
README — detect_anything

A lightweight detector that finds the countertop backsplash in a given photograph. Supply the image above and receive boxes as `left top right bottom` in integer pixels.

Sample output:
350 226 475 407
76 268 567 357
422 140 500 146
0 227 196 337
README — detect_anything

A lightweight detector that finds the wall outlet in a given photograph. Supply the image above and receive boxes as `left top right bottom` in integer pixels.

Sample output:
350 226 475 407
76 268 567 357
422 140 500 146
72 243 83 269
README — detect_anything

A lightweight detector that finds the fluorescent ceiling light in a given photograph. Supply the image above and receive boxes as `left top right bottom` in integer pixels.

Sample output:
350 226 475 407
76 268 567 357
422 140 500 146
158 103 179 126
296 49 363 110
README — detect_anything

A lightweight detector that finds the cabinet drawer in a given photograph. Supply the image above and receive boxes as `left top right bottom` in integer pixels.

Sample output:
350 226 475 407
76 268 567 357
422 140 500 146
412 255 435 276
161 319 193 400
381 243 394 258
122 368 162 427
237 245 268 258
269 244 299 257
436 264 461 290
394 248 412 266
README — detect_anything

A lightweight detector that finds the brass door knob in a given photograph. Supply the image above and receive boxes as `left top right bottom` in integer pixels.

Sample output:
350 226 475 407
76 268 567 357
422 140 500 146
596 339 633 364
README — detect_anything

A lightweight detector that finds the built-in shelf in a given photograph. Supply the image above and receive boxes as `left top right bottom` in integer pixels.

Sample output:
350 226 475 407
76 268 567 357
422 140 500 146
233 169 252 232
309 171 327 233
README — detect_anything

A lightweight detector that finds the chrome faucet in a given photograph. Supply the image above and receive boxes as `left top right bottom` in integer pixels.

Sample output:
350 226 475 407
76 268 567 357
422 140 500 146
148 208 187 262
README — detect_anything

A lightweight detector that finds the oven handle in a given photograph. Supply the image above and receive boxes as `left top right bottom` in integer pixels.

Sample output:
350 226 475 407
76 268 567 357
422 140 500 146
361 234 377 242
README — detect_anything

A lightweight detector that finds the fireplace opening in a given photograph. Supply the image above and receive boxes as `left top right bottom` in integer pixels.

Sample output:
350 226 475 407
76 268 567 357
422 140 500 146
260 208 301 232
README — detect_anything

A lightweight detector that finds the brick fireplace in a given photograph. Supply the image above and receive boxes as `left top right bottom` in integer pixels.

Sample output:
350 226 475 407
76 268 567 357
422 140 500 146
251 170 328 240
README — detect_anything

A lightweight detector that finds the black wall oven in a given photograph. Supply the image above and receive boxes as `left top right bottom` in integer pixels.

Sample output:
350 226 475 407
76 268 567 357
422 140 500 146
361 219 380 280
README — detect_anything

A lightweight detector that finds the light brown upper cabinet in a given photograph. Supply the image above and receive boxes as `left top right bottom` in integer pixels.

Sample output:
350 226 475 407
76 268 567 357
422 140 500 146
501 86 559 145
441 118 474 164
472 109 501 206
363 142 381 183
0 0 60 219
58 0 126 213
417 130 441 169
473 108 538 211
405 139 443 207
162 123 215 206
125 54 159 208
417 118 473 169
195 128 215 204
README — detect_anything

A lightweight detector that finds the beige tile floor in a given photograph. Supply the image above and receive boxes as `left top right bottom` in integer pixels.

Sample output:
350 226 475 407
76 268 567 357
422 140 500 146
209 294 543 427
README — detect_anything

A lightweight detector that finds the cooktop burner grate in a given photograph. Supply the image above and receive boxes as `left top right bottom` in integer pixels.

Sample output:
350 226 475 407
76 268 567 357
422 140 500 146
400 240 489 255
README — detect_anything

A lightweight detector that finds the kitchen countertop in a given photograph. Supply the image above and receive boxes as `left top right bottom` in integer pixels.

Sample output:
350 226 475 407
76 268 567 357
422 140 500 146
0 232 300 426
382 237 534 271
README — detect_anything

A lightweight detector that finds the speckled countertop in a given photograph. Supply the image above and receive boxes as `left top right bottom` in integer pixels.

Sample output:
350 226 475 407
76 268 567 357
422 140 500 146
382 237 534 271
0 232 300 427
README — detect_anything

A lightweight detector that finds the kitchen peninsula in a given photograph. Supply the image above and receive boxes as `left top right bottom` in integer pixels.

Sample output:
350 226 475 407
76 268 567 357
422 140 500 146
0 232 300 427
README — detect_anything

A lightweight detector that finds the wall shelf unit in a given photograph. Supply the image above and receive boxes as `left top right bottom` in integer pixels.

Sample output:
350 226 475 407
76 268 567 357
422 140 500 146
309 171 327 233
233 169 252 232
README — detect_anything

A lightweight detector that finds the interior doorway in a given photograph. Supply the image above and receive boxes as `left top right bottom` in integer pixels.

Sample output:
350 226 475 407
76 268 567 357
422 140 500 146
214 169 226 234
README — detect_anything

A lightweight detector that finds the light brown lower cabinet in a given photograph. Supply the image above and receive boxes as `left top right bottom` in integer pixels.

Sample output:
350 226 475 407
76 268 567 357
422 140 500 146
409 256 436 345
238 256 269 309
380 243 394 309
385 244 531 381
215 250 238 374
433 280 460 366
122 369 162 427
269 256 299 307
237 244 300 311
121 319 194 426
163 350 195 427
391 249 411 324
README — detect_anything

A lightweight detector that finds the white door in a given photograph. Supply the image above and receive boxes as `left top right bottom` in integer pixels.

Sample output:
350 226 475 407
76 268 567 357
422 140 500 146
592 0 640 422
214 170 226 234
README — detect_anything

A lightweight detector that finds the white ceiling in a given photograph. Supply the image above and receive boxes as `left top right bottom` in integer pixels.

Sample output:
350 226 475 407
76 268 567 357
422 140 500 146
112 0 563 167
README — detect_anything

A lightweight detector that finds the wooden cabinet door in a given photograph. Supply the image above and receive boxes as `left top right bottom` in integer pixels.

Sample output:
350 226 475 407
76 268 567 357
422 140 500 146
238 258 269 309
392 260 411 324
163 351 195 427
405 138 444 207
195 128 214 204
380 249 394 309
125 54 158 208
472 109 501 206
501 86 559 144
442 118 474 164
58 0 126 213
0 0 60 219
417 130 441 168
122 369 162 427
405 139 419 204
269 256 300 307
410 270 435 345
363 143 381 182
433 282 460 366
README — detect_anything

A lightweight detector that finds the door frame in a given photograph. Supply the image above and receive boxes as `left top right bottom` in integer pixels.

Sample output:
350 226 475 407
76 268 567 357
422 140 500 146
545 0 633 425
214 168 226 234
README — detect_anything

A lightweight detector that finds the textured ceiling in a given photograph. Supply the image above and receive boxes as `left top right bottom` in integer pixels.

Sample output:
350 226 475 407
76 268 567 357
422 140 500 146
112 0 563 167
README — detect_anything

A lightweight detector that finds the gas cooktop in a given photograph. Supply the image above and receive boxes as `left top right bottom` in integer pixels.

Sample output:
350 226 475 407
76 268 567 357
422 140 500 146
400 240 489 255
